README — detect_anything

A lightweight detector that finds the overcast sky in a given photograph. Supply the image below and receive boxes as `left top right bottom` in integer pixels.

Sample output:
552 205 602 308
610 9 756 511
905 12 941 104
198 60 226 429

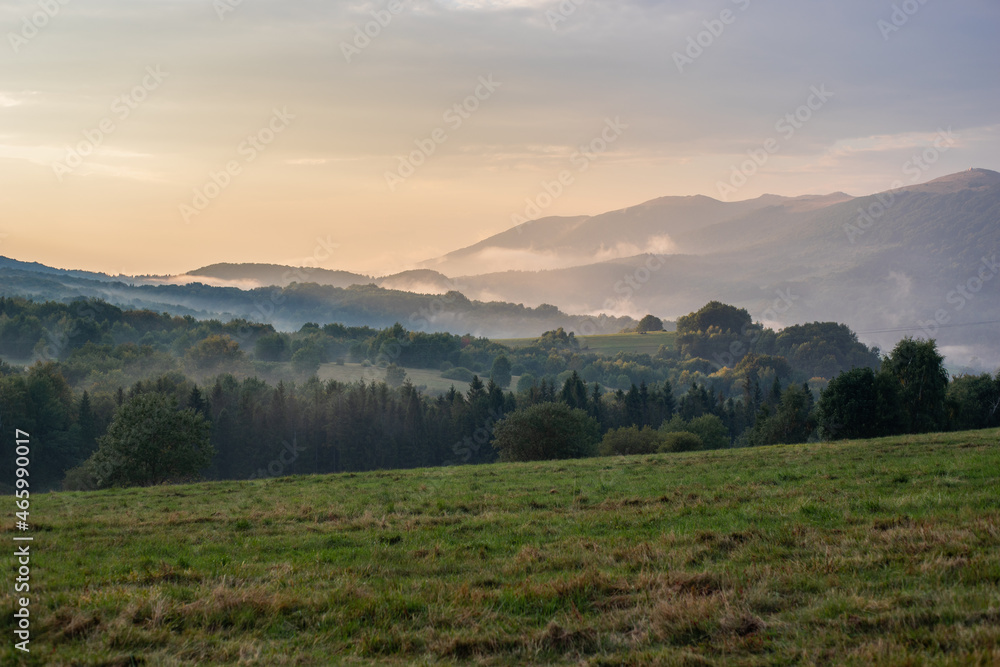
1 0 998 276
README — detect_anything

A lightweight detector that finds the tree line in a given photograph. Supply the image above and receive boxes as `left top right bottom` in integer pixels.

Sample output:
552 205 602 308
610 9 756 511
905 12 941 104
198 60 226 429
0 298 997 490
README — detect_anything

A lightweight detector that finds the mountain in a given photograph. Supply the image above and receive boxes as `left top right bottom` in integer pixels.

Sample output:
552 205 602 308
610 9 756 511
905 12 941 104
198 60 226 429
425 169 1000 368
0 256 124 283
0 261 635 338
2 168 997 366
145 263 455 295
420 192 853 276
140 263 372 290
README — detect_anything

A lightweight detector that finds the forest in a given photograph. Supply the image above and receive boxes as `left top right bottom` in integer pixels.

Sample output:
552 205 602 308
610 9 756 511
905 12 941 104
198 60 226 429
0 296 997 492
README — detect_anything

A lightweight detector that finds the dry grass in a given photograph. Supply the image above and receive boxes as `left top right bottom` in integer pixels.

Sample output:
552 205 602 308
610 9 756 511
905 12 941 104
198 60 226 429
2 429 999 665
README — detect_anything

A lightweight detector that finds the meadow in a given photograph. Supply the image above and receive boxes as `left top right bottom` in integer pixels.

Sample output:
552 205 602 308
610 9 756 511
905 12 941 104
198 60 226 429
3 429 998 665
498 332 676 357
316 362 474 395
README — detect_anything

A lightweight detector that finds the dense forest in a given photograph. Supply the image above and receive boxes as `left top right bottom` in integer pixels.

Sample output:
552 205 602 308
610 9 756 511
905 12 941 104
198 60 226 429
1 297 997 492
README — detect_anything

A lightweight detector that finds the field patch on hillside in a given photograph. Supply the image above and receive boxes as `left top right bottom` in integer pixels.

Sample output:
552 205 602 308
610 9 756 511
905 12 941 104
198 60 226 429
3 430 999 665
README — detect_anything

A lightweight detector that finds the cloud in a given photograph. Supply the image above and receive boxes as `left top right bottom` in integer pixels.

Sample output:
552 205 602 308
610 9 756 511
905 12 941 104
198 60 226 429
4 0 1000 276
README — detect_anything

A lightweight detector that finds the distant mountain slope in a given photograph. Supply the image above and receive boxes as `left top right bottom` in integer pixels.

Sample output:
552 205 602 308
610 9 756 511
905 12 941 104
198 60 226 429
142 262 372 290
0 256 123 283
376 270 454 294
420 192 853 276
3 168 997 366
0 265 634 338
146 263 455 295
442 169 1000 368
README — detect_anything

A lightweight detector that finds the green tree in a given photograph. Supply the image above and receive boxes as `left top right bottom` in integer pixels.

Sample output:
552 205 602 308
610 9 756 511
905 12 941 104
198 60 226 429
881 338 949 433
748 383 816 446
490 354 513 389
291 345 322 375
492 402 599 462
676 302 751 335
946 373 1000 431
254 332 289 362
516 372 537 393
87 393 214 488
661 413 729 450
186 335 244 370
636 314 665 333
818 367 903 439
817 367 879 439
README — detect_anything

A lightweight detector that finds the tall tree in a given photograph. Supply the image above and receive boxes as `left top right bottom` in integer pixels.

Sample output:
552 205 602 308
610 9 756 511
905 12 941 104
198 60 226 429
881 338 949 433
88 393 214 487
489 354 513 390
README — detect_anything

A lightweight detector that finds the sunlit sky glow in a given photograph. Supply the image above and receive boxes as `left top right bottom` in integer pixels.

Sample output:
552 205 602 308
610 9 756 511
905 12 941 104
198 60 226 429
2 0 998 276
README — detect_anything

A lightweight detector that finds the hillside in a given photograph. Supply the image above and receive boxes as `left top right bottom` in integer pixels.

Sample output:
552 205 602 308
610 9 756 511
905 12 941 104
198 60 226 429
177 263 372 289
442 170 1000 368
2 169 998 365
6 430 998 665
0 263 636 338
420 193 853 276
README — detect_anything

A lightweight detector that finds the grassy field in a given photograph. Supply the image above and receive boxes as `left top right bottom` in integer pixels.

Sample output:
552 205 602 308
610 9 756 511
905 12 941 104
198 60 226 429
4 430 999 665
316 362 475 395
499 332 676 356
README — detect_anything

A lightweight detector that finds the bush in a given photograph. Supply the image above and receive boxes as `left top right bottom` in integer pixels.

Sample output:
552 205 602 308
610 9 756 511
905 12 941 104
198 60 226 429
659 431 704 453
492 402 600 462
661 414 729 450
62 462 99 491
598 426 663 456
685 414 730 450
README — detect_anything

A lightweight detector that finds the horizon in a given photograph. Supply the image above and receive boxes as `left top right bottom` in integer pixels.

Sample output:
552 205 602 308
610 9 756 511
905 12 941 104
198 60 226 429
5 166 997 279
3 1 999 276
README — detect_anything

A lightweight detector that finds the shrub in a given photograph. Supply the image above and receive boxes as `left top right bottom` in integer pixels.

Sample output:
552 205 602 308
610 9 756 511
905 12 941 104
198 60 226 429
492 402 600 462
659 431 704 453
598 426 664 456
661 414 729 450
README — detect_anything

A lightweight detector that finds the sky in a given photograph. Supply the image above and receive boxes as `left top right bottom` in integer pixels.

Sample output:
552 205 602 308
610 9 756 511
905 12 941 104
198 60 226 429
1 0 998 277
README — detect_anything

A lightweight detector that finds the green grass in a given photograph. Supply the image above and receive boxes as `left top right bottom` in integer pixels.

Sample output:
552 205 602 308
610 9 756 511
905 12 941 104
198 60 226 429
316 362 477 395
499 332 676 356
4 430 999 665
